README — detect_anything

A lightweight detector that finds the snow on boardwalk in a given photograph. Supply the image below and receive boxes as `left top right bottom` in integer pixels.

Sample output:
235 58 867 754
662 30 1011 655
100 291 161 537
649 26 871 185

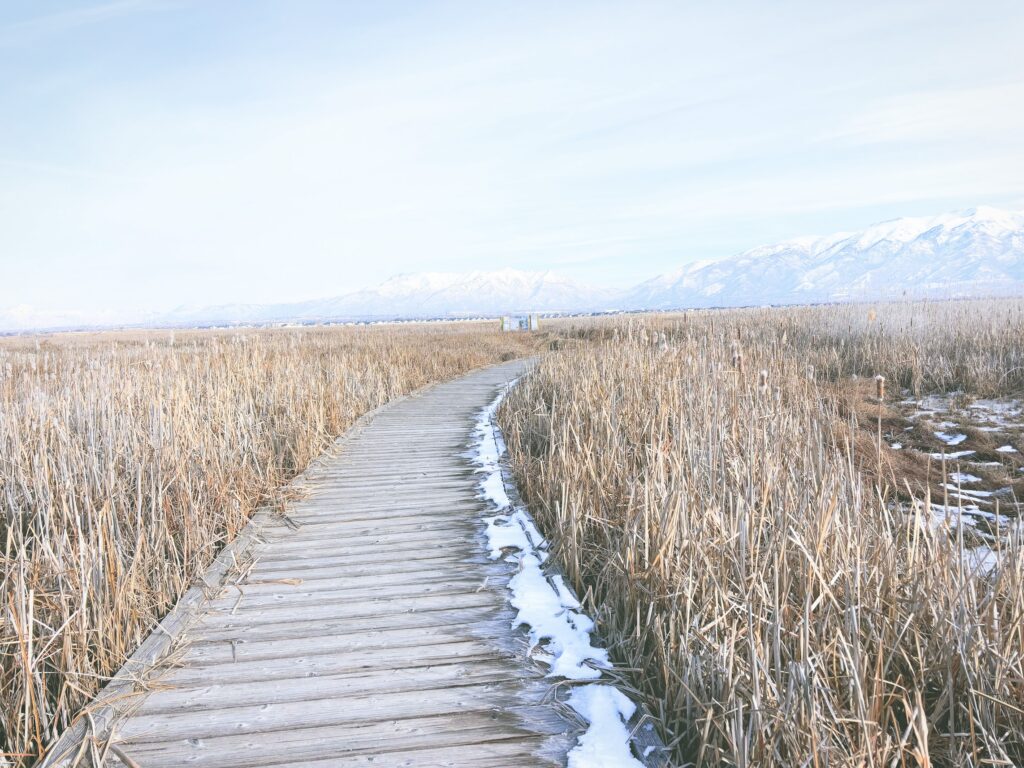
42 360 650 768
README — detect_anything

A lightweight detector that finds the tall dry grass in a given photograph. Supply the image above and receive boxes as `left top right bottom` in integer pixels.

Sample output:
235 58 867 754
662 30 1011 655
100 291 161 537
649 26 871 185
770 299 1024 397
0 323 533 766
557 299 1024 398
502 303 1024 766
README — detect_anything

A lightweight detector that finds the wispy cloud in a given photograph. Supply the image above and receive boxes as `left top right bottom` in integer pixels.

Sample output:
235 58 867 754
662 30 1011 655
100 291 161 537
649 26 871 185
0 0 173 46
828 82 1024 145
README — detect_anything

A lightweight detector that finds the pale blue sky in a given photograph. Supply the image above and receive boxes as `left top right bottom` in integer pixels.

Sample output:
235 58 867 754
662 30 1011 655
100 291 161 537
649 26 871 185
2 0 1023 321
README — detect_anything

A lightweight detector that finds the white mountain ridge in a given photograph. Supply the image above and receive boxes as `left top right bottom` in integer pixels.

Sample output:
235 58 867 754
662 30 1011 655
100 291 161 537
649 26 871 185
148 269 619 328
3 206 1023 332
625 206 1024 310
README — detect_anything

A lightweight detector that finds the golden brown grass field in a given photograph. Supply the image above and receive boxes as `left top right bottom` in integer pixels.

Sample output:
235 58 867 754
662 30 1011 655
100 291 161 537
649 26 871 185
500 299 1024 767
2 299 1023 767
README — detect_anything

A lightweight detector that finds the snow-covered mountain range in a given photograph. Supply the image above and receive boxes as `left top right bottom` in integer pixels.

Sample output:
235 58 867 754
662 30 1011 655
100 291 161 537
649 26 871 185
4 207 1023 332
150 269 619 328
624 206 1024 309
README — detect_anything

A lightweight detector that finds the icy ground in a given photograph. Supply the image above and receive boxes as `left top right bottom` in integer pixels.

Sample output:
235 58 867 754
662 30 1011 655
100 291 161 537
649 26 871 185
470 387 647 767
896 393 1022 575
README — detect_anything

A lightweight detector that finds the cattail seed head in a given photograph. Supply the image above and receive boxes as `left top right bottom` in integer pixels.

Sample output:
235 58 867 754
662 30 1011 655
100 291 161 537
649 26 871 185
730 339 744 372
874 374 885 400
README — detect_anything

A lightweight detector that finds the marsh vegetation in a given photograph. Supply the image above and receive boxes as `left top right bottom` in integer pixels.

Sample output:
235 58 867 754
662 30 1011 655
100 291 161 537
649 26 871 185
501 299 1024 766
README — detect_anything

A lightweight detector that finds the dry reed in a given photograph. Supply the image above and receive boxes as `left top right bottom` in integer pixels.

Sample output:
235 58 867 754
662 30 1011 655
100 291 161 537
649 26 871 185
501 301 1023 766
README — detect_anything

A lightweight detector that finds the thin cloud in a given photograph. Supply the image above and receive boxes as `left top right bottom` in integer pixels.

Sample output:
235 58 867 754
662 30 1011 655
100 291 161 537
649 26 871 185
827 82 1024 145
0 0 174 46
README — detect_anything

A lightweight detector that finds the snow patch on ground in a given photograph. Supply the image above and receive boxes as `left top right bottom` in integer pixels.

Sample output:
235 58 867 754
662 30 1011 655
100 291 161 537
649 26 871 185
483 512 534 559
908 504 1014 577
921 503 981 530
935 430 968 446
928 449 975 460
968 398 1024 428
566 685 645 768
941 484 994 498
470 384 649 766
963 545 1001 575
914 500 1010 532
508 553 608 679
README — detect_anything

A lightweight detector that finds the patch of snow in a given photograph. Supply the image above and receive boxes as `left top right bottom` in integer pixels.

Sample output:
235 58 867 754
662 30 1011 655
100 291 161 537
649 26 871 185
913 502 987 531
968 398 1024 424
473 392 513 508
484 511 537 560
949 472 982 484
928 450 976 460
942 484 994 497
934 431 968 446
509 553 609 679
996 445 1018 453
890 443 903 450
566 685 645 768
962 545 1001 575
928 507 975 529
919 395 952 413
471 403 608 678
481 472 511 508
470 383 654 766
553 574 582 609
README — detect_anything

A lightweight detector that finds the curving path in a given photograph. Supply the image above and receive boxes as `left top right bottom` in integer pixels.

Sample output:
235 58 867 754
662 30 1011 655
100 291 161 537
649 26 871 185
44 359 591 767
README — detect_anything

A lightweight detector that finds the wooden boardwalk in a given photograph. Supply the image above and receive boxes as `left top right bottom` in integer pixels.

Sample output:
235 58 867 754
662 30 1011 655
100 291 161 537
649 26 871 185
45 359 590 767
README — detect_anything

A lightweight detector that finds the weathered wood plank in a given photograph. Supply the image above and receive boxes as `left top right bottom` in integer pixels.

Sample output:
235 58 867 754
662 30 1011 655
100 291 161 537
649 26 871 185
156 643 513 687
135 659 532 712
197 591 502 628
111 713 568 767
246 543 476 565
283 738 569 768
180 624 507 666
117 682 558 742
258 524 477 546
203 578 504 614
191 605 509 644
222 570 508 599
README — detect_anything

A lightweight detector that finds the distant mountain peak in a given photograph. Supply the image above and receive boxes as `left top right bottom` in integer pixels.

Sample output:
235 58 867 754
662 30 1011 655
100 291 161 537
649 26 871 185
5 207 1022 333
625 205 1024 310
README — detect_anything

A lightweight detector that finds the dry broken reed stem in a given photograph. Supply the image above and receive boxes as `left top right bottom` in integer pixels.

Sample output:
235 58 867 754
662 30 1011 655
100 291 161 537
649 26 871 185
501 302 1023 767
0 324 534 767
